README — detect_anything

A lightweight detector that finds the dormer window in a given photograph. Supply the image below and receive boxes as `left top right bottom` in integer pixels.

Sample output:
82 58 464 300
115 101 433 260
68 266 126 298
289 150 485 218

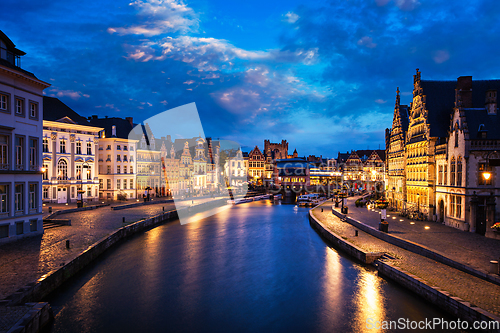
478 124 487 139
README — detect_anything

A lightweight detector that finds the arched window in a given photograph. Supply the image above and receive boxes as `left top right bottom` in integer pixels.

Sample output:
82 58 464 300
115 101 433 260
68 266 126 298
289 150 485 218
450 157 456 186
457 157 462 187
57 159 68 180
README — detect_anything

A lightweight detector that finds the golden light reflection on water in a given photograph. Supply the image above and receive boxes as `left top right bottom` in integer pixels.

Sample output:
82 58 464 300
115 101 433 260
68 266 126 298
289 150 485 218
322 247 343 321
140 227 163 299
354 269 385 333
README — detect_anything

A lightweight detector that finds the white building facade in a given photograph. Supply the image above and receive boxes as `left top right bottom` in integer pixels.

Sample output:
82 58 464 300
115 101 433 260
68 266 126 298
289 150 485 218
0 30 50 243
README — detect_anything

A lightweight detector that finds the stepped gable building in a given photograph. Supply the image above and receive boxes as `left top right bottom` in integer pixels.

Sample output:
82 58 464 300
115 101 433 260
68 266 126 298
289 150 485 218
263 139 296 187
386 88 410 210
0 30 50 243
248 146 265 185
42 97 103 204
387 70 500 238
88 115 137 200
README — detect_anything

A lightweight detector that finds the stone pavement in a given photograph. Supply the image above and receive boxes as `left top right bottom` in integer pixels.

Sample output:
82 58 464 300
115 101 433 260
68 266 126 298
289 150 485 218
342 196 500 275
312 203 500 317
0 196 227 301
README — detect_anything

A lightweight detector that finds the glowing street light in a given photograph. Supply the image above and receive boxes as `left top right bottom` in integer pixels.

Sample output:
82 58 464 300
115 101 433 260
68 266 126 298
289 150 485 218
483 171 492 181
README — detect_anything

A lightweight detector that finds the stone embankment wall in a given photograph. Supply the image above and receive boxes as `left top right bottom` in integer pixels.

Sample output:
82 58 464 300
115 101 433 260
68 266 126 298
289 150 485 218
313 209 500 333
331 208 500 286
4 198 229 306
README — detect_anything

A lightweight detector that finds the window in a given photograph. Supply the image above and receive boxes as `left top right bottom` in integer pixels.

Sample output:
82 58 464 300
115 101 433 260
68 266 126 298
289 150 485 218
107 179 111 190
106 154 111 162
99 179 103 189
123 179 127 189
43 138 49 152
130 179 133 189
76 141 82 154
60 139 66 154
450 158 456 186
76 165 82 180
42 164 48 180
86 166 91 180
29 138 37 170
124 146 128 151
130 166 133 174
15 184 23 212
457 157 462 187
29 184 36 210
57 159 68 180
29 102 38 119
123 166 127 174
130 156 134 162
15 136 24 170
106 145 111 150
43 187 49 199
107 165 111 174
0 185 8 213
0 135 8 168
117 145 121 150
117 179 121 189
124 155 128 162
130 146 134 151
87 142 92 155
0 93 8 112
456 196 462 218
15 98 24 116
444 165 447 186
87 187 91 197
117 166 121 174
117 155 121 162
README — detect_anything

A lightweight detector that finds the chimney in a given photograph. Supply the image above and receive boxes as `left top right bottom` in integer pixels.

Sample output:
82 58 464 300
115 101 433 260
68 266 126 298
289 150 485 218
92 115 98 119
125 117 133 126
112 125 116 137
485 89 497 115
167 135 171 142
456 76 472 108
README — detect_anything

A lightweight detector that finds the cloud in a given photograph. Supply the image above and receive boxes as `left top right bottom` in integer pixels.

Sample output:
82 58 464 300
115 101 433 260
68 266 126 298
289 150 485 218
375 99 387 104
48 89 89 100
284 11 299 23
357 36 377 48
108 0 199 36
394 0 420 11
433 49 450 64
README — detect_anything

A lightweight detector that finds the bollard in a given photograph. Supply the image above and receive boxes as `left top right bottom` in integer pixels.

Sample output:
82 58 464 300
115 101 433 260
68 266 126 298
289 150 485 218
163 206 164 211
355 230 358 237
123 217 125 223
489 261 499 274
48 206 52 213
321 208 323 212
66 240 70 249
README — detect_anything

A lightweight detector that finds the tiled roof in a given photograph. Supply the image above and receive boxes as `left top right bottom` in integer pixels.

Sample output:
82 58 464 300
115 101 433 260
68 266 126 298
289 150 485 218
43 97 90 126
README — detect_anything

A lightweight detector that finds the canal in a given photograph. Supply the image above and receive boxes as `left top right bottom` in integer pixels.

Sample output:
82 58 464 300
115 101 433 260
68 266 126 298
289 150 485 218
47 200 463 332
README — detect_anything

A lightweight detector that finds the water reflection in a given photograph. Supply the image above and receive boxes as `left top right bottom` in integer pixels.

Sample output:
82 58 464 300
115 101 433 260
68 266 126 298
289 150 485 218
354 268 385 332
48 201 461 333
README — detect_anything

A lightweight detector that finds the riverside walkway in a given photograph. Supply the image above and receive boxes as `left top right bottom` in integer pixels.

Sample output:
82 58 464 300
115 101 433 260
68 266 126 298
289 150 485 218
311 200 500 317
343 196 500 275
0 196 226 301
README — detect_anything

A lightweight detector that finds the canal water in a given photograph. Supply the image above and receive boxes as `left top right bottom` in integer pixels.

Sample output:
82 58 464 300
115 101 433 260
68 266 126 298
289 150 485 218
47 201 463 332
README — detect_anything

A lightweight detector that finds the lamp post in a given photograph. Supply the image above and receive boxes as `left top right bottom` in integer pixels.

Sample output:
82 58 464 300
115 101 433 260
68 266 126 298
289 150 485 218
417 193 420 218
78 161 89 208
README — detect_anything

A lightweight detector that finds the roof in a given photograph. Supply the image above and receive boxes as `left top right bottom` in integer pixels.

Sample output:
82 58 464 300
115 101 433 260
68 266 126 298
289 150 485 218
420 80 457 138
464 109 500 140
43 97 90 125
88 117 135 139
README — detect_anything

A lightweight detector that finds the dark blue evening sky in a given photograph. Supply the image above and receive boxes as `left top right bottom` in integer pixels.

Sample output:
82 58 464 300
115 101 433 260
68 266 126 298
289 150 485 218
2 0 500 156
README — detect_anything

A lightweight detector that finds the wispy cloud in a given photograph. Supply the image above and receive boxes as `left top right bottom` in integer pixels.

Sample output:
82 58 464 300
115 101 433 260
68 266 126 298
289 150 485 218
108 0 199 36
